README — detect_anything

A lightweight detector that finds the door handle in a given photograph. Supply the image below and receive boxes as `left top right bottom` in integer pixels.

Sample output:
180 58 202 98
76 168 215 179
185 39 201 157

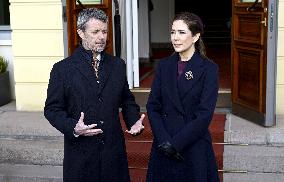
260 17 267 27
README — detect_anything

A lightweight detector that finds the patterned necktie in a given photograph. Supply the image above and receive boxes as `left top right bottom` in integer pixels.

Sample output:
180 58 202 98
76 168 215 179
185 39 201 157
92 57 100 79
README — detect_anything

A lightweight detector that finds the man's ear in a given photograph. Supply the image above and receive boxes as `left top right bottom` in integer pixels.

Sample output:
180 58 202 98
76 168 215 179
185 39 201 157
193 33 200 43
77 29 85 39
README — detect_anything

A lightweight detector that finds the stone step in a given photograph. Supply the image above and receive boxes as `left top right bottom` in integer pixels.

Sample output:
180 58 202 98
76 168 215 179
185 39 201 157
0 164 62 182
223 145 284 173
0 137 148 168
0 109 226 143
224 114 284 146
0 137 224 171
0 138 151 168
0 111 62 139
133 89 232 108
223 172 284 182
0 138 63 166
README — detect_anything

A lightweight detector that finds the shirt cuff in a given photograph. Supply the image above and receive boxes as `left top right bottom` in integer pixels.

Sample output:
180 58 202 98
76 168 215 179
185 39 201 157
73 130 79 137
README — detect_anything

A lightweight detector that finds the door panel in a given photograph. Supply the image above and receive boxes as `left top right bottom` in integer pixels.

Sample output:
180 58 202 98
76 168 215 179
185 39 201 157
236 14 264 43
235 48 262 109
232 0 268 125
66 0 113 55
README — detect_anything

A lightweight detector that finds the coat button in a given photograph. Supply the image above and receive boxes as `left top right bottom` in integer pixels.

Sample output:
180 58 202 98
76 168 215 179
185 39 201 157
98 98 103 103
100 120 104 125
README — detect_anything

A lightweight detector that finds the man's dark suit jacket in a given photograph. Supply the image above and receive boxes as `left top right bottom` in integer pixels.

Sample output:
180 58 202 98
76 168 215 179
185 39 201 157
44 46 140 182
146 51 220 182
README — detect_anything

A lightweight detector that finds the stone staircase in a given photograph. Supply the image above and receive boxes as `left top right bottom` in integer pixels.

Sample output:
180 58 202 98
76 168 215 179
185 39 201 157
223 114 284 181
0 102 225 182
0 105 63 181
1 102 284 182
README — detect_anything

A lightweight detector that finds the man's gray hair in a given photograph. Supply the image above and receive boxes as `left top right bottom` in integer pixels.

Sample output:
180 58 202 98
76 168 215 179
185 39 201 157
77 8 108 31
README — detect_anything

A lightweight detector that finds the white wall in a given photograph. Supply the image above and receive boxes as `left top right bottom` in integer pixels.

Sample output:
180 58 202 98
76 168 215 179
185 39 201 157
150 0 174 43
9 0 64 111
276 0 284 115
61 0 68 58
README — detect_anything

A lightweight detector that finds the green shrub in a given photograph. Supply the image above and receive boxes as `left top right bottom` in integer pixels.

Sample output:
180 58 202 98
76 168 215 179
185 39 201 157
0 56 8 74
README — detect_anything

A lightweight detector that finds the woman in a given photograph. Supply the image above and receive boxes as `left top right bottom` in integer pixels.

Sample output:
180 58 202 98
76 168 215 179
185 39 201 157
146 12 220 182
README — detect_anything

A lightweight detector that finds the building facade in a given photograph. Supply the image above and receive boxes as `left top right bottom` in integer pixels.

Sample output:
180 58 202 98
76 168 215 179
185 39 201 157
1 0 284 121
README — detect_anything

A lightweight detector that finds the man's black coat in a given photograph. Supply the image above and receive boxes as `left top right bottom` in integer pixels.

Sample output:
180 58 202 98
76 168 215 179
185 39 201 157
44 46 140 182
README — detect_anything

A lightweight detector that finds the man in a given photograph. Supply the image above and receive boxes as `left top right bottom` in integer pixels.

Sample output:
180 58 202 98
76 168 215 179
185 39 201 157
44 8 144 182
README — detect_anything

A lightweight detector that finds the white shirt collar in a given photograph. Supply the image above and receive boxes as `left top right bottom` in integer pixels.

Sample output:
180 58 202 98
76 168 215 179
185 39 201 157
96 54 101 61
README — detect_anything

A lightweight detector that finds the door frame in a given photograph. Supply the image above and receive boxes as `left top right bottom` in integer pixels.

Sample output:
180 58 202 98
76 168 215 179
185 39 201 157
265 0 278 126
65 0 113 55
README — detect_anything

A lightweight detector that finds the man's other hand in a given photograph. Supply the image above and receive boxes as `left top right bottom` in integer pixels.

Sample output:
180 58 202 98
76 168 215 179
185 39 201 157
125 114 145 135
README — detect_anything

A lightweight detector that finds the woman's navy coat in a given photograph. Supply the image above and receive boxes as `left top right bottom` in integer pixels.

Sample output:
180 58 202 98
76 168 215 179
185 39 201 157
44 46 140 182
146 52 220 182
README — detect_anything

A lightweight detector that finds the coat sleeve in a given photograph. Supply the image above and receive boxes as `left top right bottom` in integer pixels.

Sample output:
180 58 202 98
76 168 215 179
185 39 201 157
146 62 173 145
44 63 78 139
171 63 219 152
120 62 140 130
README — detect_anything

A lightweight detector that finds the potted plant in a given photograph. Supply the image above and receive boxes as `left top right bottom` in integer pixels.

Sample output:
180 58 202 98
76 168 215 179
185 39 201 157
0 56 11 106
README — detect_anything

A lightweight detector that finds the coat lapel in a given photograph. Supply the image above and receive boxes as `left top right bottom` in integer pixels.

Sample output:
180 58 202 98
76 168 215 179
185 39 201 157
71 48 115 95
72 47 99 90
166 53 185 114
97 53 114 95
178 52 205 99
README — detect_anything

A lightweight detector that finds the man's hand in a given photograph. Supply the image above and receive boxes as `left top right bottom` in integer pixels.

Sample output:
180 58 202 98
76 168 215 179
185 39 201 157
74 112 103 137
125 114 145 135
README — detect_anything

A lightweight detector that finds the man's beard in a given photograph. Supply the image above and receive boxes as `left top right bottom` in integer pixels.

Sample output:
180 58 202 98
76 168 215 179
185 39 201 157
94 46 105 53
82 41 105 52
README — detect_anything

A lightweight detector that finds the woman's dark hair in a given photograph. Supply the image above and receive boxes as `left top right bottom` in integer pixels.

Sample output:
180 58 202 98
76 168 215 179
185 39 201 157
173 12 207 59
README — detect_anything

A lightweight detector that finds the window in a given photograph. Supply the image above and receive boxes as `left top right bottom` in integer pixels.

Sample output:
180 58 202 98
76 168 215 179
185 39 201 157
0 0 10 26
